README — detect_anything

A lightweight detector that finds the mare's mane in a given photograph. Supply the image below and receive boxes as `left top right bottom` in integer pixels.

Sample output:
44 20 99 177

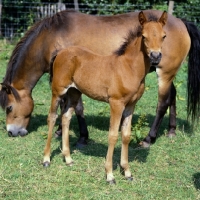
0 10 76 109
4 10 75 85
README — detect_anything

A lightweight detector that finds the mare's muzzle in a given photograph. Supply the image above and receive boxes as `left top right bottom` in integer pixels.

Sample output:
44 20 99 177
150 51 162 66
7 124 28 137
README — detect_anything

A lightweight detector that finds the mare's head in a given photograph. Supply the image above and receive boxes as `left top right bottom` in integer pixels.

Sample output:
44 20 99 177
0 10 67 137
0 83 34 137
139 11 167 66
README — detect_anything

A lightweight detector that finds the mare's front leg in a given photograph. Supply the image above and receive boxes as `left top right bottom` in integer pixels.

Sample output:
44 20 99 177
43 96 60 167
142 77 176 147
105 99 124 184
167 82 176 137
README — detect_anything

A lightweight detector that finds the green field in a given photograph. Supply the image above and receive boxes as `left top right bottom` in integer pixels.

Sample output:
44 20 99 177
0 41 200 199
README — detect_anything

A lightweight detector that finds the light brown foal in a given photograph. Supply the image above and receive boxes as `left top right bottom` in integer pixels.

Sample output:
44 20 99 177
43 11 167 183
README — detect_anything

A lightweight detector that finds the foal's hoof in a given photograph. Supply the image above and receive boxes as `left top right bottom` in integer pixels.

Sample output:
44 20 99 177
66 161 74 167
76 137 88 149
107 179 116 185
126 176 133 181
43 161 50 167
139 141 150 148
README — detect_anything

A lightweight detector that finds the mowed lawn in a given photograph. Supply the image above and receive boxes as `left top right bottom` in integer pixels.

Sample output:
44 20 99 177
0 40 200 199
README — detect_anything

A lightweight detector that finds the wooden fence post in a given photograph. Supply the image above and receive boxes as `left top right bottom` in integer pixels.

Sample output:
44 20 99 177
74 0 79 11
168 1 174 15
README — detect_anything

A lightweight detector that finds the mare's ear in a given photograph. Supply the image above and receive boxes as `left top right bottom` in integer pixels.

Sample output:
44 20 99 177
0 83 12 94
138 11 148 26
158 11 168 26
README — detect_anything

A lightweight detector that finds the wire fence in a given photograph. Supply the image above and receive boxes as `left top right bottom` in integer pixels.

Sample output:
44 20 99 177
1 1 200 39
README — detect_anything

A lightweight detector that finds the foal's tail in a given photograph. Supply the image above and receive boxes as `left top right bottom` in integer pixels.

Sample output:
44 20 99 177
49 50 59 83
182 20 200 121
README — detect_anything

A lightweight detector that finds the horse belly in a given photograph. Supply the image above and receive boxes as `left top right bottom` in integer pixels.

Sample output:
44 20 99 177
73 68 110 102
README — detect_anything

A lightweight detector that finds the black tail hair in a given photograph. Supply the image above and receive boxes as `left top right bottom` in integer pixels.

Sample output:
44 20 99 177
182 20 200 121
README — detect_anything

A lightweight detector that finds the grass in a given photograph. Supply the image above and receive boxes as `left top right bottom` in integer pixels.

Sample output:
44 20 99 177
0 40 200 199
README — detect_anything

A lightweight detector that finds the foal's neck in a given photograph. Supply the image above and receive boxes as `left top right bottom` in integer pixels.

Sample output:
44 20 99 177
124 36 143 58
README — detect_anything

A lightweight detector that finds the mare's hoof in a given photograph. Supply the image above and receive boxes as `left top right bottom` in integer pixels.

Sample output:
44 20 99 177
43 161 50 167
76 137 88 149
107 179 116 185
54 130 62 138
139 141 150 148
167 132 176 138
126 176 133 181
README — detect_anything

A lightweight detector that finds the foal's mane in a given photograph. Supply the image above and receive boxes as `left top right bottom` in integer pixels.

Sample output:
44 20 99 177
114 27 142 56
0 10 76 110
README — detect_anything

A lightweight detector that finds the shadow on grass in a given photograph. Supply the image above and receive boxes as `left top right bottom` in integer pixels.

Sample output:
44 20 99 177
193 172 200 190
28 112 192 138
28 112 192 166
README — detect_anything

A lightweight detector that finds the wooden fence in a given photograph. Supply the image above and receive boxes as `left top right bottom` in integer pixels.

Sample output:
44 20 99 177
35 2 66 20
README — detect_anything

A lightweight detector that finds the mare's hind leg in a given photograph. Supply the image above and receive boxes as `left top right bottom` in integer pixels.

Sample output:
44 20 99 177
142 81 176 148
75 97 89 147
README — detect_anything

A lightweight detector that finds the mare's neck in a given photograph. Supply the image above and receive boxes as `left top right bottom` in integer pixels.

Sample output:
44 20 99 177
11 58 47 93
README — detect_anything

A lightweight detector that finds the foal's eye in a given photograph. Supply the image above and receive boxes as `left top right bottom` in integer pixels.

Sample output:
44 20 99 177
162 35 166 40
6 105 13 114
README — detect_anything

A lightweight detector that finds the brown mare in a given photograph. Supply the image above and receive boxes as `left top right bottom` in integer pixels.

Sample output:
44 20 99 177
0 9 199 148
43 11 167 183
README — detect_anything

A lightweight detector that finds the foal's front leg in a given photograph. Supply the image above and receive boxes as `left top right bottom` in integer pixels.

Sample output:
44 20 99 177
43 96 60 167
105 99 124 184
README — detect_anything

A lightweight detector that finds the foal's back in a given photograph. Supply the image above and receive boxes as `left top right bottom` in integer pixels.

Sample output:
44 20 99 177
52 46 141 103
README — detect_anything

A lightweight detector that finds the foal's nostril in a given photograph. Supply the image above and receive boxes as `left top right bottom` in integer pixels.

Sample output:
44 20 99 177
150 52 162 59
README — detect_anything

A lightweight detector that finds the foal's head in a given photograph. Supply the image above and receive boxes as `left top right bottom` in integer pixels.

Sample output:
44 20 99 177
139 11 167 66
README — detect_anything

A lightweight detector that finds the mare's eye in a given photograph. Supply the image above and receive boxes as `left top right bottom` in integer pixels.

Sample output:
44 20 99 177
142 35 146 40
6 105 13 114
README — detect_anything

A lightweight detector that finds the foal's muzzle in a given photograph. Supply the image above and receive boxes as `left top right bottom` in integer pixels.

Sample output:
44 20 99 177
150 51 162 66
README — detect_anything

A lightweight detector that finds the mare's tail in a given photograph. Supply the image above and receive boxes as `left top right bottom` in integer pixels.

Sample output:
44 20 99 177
182 20 200 120
49 50 59 83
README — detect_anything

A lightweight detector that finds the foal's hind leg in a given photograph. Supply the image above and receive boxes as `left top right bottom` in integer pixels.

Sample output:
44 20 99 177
62 88 82 165
120 105 134 181
55 96 89 148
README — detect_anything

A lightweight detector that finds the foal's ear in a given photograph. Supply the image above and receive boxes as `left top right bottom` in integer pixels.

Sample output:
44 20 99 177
158 11 168 26
138 11 148 26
